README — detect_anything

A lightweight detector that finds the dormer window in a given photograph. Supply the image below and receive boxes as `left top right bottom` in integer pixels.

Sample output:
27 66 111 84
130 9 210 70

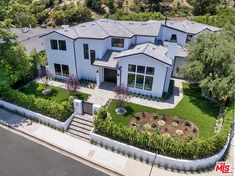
186 35 193 44
170 34 177 43
111 38 124 48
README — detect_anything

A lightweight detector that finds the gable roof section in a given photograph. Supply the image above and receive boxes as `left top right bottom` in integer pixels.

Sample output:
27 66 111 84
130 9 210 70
116 43 172 66
162 19 220 34
9 28 56 54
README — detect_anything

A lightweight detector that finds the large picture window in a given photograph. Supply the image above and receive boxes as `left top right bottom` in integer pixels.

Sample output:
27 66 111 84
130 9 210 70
136 75 144 89
50 40 58 50
54 64 61 75
127 65 154 91
58 40 66 50
144 76 153 91
111 38 124 48
127 73 135 87
83 44 89 59
62 65 69 76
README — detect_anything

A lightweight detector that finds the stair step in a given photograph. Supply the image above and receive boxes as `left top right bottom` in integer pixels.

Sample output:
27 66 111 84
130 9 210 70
69 123 92 132
73 114 94 123
67 129 90 140
72 119 93 127
68 127 90 135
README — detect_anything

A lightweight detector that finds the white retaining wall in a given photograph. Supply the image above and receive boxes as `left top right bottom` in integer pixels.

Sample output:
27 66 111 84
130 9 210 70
90 130 231 170
0 100 74 130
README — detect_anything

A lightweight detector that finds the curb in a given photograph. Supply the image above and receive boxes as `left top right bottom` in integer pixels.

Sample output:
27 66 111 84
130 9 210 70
0 121 123 176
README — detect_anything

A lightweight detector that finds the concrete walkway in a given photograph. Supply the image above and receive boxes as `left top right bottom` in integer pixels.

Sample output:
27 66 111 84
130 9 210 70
0 108 233 176
35 78 184 109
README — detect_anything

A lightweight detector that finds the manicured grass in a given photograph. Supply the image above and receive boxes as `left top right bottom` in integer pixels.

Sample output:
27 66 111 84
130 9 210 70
107 83 219 138
21 82 89 102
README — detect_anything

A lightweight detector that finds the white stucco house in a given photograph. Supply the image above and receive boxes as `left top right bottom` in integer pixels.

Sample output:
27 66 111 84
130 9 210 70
41 19 219 97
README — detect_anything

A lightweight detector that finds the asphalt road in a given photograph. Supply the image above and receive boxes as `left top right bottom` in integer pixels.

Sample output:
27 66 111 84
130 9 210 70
0 127 108 176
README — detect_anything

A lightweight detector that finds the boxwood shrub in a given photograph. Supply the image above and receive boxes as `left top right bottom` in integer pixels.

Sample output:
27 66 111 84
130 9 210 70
94 104 233 160
1 89 73 122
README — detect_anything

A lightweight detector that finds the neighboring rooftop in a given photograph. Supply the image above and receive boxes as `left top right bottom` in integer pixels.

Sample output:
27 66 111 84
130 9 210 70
116 43 172 66
9 28 55 54
93 50 120 68
163 19 220 34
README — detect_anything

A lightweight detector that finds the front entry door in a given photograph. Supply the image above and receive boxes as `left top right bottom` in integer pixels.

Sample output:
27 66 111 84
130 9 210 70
104 68 117 83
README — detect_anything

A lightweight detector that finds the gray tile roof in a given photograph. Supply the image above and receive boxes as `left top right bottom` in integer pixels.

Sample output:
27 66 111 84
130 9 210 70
9 28 55 54
116 43 172 66
93 50 120 68
163 19 220 34
46 19 220 39
118 20 163 36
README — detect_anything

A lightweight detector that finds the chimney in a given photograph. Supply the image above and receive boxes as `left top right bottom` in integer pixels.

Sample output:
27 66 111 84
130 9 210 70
165 17 168 26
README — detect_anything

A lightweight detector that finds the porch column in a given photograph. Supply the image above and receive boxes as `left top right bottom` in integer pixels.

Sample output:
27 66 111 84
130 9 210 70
117 69 121 86
96 69 101 87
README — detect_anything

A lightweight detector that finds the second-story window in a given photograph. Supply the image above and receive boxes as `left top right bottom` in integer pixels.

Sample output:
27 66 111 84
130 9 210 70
83 44 89 59
90 50 96 65
111 38 124 48
59 40 66 50
186 35 193 44
50 40 58 50
170 34 177 43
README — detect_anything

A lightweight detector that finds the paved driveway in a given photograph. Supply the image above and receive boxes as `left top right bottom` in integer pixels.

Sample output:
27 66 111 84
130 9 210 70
0 127 107 176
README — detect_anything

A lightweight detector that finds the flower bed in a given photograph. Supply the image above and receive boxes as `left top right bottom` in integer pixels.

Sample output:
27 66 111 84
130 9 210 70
94 103 233 160
130 112 199 139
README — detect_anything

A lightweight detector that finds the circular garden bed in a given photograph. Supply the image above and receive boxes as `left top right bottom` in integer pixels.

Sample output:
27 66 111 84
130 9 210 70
130 112 199 139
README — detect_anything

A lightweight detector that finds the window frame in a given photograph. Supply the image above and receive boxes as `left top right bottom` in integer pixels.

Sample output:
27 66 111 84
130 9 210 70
144 76 153 91
62 65 69 77
50 40 58 50
111 38 124 48
146 67 155 75
186 35 193 44
58 40 66 50
137 66 145 74
90 50 96 65
127 73 136 88
135 75 144 89
128 64 136 72
54 63 62 75
83 44 89 59
170 34 177 42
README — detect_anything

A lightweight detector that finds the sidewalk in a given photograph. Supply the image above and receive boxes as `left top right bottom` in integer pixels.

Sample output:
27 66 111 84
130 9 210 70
0 108 233 176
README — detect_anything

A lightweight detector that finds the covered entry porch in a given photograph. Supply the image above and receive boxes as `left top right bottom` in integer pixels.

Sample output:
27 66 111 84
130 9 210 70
93 50 121 87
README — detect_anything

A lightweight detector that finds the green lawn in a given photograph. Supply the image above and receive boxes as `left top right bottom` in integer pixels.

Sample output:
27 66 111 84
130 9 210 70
107 83 219 139
21 82 89 102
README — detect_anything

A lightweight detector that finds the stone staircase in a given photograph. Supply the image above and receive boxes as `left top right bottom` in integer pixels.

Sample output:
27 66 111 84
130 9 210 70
66 114 94 141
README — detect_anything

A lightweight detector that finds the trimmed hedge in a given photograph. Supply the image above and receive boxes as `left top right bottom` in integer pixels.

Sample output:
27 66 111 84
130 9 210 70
94 104 233 160
1 89 73 122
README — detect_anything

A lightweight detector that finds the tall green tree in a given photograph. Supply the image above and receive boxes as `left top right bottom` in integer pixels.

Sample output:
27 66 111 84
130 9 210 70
181 24 235 102
0 30 31 91
192 0 220 15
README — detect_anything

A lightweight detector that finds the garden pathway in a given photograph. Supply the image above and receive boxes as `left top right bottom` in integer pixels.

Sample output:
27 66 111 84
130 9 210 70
35 78 184 109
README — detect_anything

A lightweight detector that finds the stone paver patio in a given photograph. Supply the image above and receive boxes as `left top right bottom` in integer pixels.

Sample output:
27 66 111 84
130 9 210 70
35 78 184 109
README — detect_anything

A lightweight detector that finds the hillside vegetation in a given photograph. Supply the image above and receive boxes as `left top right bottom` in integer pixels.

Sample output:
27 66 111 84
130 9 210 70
0 0 234 28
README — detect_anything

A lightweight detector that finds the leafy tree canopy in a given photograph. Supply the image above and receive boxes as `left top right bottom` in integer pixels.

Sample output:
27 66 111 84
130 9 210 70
181 24 235 102
0 30 31 91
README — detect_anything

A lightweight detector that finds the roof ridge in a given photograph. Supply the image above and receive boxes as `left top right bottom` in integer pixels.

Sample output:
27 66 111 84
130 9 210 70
72 26 79 38
117 21 134 36
94 20 110 36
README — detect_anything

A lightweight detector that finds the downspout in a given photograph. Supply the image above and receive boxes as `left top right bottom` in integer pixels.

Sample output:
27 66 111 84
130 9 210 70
73 40 79 80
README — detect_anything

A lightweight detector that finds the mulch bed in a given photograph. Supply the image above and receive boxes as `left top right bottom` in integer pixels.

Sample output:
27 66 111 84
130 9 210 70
130 112 199 140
